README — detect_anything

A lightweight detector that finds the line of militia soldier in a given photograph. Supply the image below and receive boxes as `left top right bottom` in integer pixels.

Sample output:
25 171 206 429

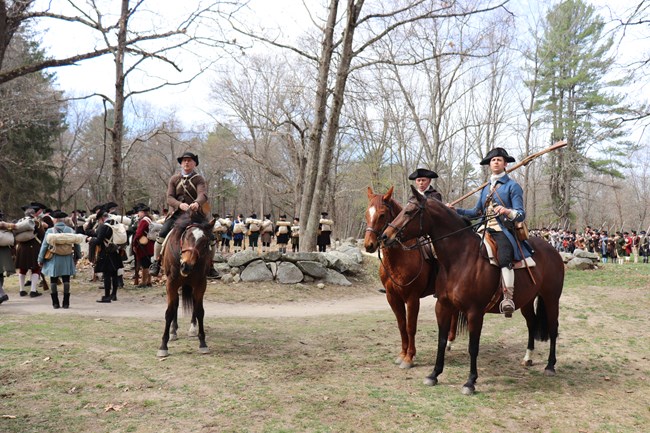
532 227 650 264
0 151 335 309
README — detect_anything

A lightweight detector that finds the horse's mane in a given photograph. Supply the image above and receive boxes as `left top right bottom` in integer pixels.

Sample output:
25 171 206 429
173 211 211 232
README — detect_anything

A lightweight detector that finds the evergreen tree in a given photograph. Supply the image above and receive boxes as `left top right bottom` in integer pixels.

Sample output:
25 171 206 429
534 0 633 222
0 30 65 218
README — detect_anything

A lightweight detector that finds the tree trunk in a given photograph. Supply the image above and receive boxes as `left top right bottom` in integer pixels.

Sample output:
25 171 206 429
109 0 129 212
298 0 339 251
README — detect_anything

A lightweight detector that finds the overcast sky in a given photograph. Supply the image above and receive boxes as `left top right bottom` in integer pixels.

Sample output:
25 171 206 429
32 0 646 136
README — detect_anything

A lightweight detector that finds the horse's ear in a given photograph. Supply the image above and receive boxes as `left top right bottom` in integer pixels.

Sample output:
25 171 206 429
383 186 394 201
410 184 424 203
367 186 374 199
208 217 216 228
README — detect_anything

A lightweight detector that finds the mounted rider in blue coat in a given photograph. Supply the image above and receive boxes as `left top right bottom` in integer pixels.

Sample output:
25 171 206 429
450 147 532 317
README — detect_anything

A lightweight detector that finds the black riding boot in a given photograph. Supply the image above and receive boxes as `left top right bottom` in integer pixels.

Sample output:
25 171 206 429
111 285 118 301
51 293 60 309
97 279 111 303
62 293 70 309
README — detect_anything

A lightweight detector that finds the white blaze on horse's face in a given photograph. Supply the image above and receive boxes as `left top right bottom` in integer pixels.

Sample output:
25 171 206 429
191 227 205 242
368 205 377 223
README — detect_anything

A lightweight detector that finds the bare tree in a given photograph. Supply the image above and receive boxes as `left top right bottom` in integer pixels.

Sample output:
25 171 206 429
231 0 509 251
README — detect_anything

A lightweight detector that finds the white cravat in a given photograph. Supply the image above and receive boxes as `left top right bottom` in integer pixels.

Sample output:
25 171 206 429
490 172 506 188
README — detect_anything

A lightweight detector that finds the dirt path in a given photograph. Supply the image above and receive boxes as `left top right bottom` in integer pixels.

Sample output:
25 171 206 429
0 290 437 319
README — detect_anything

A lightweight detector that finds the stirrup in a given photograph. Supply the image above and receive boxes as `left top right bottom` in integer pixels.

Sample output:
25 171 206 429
149 260 161 277
500 299 515 317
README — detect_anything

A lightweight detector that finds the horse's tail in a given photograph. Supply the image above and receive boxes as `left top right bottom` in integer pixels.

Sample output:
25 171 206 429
455 311 468 336
181 284 193 316
533 296 550 342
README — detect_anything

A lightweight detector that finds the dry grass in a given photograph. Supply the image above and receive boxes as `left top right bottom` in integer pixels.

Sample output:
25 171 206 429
0 262 649 433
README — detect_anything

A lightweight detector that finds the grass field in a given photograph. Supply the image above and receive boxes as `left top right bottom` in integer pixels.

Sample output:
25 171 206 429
1 262 649 433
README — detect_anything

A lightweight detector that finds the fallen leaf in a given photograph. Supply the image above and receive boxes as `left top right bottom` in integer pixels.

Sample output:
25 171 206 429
104 403 125 412
43 357 51 362
604 376 611 381
21 360 31 365
1 415 17 419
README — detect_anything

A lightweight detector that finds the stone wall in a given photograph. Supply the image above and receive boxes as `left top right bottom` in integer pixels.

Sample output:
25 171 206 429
213 239 364 285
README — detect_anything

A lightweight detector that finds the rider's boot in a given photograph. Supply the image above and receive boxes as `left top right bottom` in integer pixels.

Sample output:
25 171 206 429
500 267 515 318
149 238 164 277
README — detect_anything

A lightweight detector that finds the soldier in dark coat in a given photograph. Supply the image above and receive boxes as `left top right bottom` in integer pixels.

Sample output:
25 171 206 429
408 168 442 200
87 210 124 303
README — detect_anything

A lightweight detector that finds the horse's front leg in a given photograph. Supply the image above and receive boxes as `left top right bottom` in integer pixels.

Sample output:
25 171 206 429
424 302 453 386
158 297 179 357
462 310 485 395
386 289 410 367
403 297 421 369
194 294 209 354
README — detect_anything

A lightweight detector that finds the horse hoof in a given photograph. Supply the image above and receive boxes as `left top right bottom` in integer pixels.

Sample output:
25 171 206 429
461 385 475 396
188 326 198 337
399 361 414 369
544 368 556 377
394 356 404 365
199 347 210 354
446 343 453 352
157 349 169 358
170 333 178 341
522 359 533 367
423 377 437 386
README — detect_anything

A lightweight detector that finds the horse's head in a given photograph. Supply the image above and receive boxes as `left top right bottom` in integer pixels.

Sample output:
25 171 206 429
178 213 215 277
381 185 429 247
364 186 401 253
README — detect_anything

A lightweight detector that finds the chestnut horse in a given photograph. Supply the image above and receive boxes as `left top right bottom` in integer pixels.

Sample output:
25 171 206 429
364 186 459 369
157 211 215 357
381 185 563 395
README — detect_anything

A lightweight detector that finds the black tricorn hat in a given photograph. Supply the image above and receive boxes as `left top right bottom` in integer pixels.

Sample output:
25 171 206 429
177 151 199 166
90 204 103 213
321 212 328 216
50 210 68 219
21 204 39 211
30 201 48 210
103 202 118 211
279 214 286 219
408 168 438 180
480 147 515 165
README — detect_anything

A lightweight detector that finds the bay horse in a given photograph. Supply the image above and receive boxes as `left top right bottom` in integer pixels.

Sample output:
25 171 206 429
381 185 563 395
364 186 459 369
157 211 215 357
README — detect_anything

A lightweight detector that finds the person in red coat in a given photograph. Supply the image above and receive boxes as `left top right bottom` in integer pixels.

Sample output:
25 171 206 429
134 205 154 287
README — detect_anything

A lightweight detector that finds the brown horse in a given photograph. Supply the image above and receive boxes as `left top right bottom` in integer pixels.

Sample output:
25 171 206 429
364 186 459 369
157 211 215 357
381 185 563 395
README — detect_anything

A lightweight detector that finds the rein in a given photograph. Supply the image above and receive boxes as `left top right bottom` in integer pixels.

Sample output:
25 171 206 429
385 198 498 250
367 197 426 288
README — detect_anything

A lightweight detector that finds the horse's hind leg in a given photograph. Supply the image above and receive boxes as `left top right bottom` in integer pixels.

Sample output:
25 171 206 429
170 317 178 341
520 302 536 366
188 311 198 337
